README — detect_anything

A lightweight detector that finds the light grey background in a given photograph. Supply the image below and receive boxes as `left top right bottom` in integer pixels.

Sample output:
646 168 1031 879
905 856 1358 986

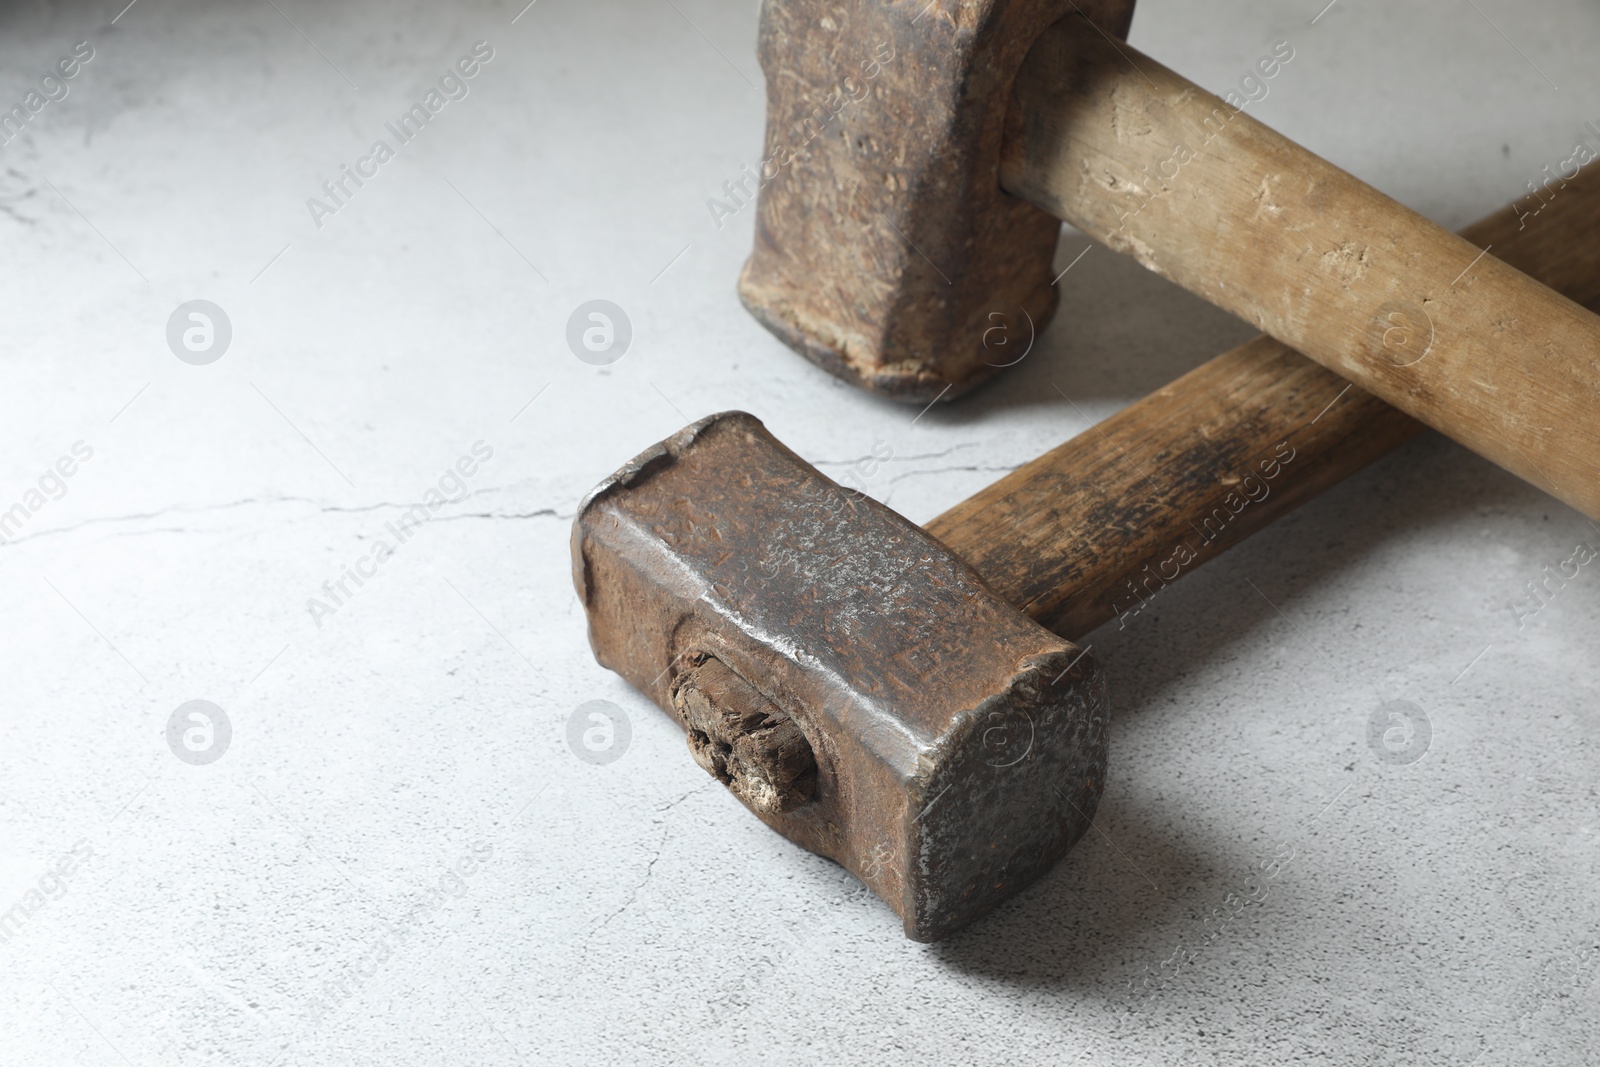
2 0 1597 1064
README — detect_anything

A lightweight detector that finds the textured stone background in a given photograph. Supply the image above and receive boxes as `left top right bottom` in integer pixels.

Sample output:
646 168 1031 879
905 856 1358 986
1 0 1597 1064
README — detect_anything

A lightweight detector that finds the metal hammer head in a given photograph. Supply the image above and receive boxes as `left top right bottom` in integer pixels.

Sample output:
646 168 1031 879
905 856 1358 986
572 412 1107 941
737 0 1137 402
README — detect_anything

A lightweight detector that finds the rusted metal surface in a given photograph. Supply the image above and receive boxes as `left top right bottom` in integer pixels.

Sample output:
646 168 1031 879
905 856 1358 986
572 412 1106 941
738 0 1136 402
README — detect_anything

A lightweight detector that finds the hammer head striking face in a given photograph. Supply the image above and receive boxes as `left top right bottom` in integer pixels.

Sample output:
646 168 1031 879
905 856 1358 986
572 413 1106 941
737 0 1136 402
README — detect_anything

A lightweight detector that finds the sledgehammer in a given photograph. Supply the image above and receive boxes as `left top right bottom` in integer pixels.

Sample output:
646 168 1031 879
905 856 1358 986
574 168 1600 941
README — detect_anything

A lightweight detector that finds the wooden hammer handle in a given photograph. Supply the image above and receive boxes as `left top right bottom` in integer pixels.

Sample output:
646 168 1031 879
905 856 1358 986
931 154 1600 640
1000 20 1600 520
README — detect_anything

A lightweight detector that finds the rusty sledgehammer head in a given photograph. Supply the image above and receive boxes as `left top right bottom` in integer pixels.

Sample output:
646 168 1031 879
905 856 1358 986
572 412 1106 941
736 0 1136 402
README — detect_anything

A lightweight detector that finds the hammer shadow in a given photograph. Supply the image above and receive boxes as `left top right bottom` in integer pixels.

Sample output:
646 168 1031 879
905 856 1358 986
953 230 1265 417
927 430 1546 991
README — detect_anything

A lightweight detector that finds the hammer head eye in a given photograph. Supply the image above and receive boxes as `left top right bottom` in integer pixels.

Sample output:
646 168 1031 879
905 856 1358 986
673 652 817 815
572 412 1108 941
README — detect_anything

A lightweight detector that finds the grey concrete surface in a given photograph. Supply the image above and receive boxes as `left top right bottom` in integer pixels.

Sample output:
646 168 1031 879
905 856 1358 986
1 0 1597 1064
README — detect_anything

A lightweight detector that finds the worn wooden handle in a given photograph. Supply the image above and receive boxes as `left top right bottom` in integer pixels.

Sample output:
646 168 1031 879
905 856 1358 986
998 19 1600 521
931 156 1600 640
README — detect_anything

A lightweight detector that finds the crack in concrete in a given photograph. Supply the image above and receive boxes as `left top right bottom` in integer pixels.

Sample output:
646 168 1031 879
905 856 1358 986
0 497 573 547
812 443 978 467
654 780 715 814
0 497 308 546
885 463 1021 486
433 509 573 524
579 782 711 956
585 829 668 946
